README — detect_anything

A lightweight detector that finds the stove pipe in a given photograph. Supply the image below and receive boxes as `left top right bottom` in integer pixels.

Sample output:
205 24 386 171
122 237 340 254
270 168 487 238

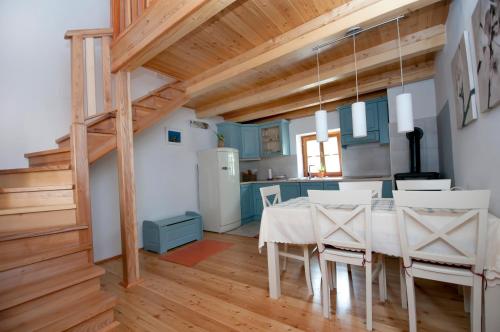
406 127 423 173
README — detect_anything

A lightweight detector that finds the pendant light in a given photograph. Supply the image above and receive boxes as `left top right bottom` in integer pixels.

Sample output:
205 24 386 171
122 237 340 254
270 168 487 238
351 33 367 138
395 17 414 133
314 49 328 142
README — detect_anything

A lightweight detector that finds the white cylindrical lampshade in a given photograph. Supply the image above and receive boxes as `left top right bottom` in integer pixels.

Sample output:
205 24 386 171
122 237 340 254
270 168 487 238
396 93 414 133
352 101 367 138
315 109 328 142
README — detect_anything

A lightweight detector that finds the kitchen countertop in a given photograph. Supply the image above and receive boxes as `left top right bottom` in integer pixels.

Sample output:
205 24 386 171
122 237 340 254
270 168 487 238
241 175 392 184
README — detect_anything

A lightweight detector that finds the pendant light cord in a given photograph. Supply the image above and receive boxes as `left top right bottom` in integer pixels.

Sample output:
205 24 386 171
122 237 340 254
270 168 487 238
396 17 405 93
353 34 359 102
316 50 323 110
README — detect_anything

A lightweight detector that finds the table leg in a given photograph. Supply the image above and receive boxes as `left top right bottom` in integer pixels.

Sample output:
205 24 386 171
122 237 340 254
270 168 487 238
267 242 281 299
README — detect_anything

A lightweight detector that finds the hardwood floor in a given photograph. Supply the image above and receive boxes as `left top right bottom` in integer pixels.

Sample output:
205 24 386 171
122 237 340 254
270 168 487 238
99 232 469 331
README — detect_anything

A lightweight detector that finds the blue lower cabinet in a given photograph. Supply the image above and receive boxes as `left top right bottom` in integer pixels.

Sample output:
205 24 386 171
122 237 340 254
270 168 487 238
280 183 300 201
240 184 254 224
382 180 393 198
324 181 339 190
300 182 324 196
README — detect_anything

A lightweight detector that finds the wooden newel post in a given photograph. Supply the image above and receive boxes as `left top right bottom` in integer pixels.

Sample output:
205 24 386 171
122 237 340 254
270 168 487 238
69 35 94 263
115 70 141 288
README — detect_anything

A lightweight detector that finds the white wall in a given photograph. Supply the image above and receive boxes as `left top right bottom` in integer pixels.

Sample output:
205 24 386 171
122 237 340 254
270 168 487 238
387 79 440 175
434 0 500 217
0 0 110 169
91 108 221 261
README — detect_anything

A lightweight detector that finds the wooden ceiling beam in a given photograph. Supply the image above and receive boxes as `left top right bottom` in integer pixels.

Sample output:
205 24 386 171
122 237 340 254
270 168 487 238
196 25 445 118
251 91 388 123
183 0 442 98
111 0 236 73
223 60 435 122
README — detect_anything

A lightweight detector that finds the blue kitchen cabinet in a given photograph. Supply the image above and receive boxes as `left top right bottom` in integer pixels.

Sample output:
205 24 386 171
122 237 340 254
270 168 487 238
240 125 260 160
240 183 255 224
338 96 389 147
378 100 390 144
280 182 300 201
324 181 339 190
300 182 324 196
259 120 290 158
382 180 393 198
217 122 241 152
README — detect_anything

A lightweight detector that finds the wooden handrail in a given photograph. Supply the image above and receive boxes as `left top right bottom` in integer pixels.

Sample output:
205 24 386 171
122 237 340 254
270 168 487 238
64 28 113 40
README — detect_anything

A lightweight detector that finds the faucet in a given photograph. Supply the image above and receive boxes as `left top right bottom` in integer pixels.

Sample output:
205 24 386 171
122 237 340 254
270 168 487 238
308 165 315 180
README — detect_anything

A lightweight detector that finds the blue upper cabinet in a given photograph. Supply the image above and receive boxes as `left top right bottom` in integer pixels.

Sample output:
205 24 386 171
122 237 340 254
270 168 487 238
338 96 389 147
259 120 290 158
217 122 242 152
217 122 260 160
240 125 260 160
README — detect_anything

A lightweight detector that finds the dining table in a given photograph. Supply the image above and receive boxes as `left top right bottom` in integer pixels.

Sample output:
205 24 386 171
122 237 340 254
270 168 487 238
258 196 500 328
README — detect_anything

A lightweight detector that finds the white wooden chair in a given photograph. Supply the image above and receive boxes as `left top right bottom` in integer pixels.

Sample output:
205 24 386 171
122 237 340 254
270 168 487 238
396 179 451 191
309 189 378 330
393 190 490 332
339 181 383 198
260 185 314 295
339 181 387 301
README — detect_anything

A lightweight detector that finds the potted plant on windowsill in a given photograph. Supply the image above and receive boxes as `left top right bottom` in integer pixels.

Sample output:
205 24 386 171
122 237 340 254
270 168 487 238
318 164 326 178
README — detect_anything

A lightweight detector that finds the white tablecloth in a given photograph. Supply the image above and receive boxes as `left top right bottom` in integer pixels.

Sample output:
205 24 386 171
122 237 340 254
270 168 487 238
259 197 500 285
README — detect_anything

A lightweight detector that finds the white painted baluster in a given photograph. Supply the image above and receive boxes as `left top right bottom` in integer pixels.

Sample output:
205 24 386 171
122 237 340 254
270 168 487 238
84 37 97 117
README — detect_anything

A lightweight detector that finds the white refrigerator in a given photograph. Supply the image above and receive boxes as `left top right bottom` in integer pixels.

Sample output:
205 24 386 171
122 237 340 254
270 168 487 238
198 148 241 233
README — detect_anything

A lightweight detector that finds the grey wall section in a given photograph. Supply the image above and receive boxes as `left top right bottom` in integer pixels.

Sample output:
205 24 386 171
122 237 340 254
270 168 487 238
437 102 455 185
91 108 222 261
434 0 500 217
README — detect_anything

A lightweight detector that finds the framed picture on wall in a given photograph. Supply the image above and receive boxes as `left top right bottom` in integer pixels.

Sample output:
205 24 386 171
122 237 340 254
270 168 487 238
166 128 183 145
451 30 479 128
471 0 500 112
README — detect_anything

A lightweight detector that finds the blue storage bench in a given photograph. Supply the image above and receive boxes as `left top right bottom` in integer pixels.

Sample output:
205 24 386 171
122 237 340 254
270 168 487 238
143 211 203 254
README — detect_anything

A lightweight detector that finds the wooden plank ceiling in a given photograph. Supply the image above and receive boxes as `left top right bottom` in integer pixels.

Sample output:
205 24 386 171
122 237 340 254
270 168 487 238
141 0 449 123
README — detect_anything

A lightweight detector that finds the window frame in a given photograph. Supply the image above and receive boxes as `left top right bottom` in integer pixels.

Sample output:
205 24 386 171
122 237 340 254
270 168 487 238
301 131 343 177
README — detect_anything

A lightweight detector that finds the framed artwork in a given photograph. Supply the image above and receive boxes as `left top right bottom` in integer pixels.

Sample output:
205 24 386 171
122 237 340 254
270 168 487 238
166 128 183 145
471 0 500 112
451 31 478 128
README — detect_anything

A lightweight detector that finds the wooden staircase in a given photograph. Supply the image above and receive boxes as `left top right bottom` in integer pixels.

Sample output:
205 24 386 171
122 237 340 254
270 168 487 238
25 84 188 168
0 26 189 331
0 166 117 331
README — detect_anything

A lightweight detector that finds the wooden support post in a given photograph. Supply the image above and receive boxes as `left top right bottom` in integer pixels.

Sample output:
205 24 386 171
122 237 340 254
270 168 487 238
115 70 141 288
69 35 94 263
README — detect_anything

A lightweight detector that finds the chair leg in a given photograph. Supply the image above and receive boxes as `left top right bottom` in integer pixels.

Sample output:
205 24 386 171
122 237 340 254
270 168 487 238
470 275 482 332
463 286 471 313
378 254 387 302
282 244 288 271
405 272 417 332
320 257 331 319
400 259 407 309
365 262 373 331
303 245 313 296
329 261 336 289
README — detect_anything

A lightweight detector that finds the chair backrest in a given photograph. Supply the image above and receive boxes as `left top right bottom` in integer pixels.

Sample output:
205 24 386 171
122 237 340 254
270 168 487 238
309 190 373 260
260 185 282 208
397 179 451 191
339 181 383 198
393 190 490 273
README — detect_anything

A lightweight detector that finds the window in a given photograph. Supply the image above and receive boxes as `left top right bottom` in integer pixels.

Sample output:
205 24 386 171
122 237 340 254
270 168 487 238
301 131 342 177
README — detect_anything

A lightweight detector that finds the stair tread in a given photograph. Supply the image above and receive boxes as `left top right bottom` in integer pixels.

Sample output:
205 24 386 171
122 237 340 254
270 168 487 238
0 264 105 311
0 184 74 193
24 147 70 158
0 242 92 272
1 289 116 332
0 224 87 242
0 203 76 216
0 165 71 175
